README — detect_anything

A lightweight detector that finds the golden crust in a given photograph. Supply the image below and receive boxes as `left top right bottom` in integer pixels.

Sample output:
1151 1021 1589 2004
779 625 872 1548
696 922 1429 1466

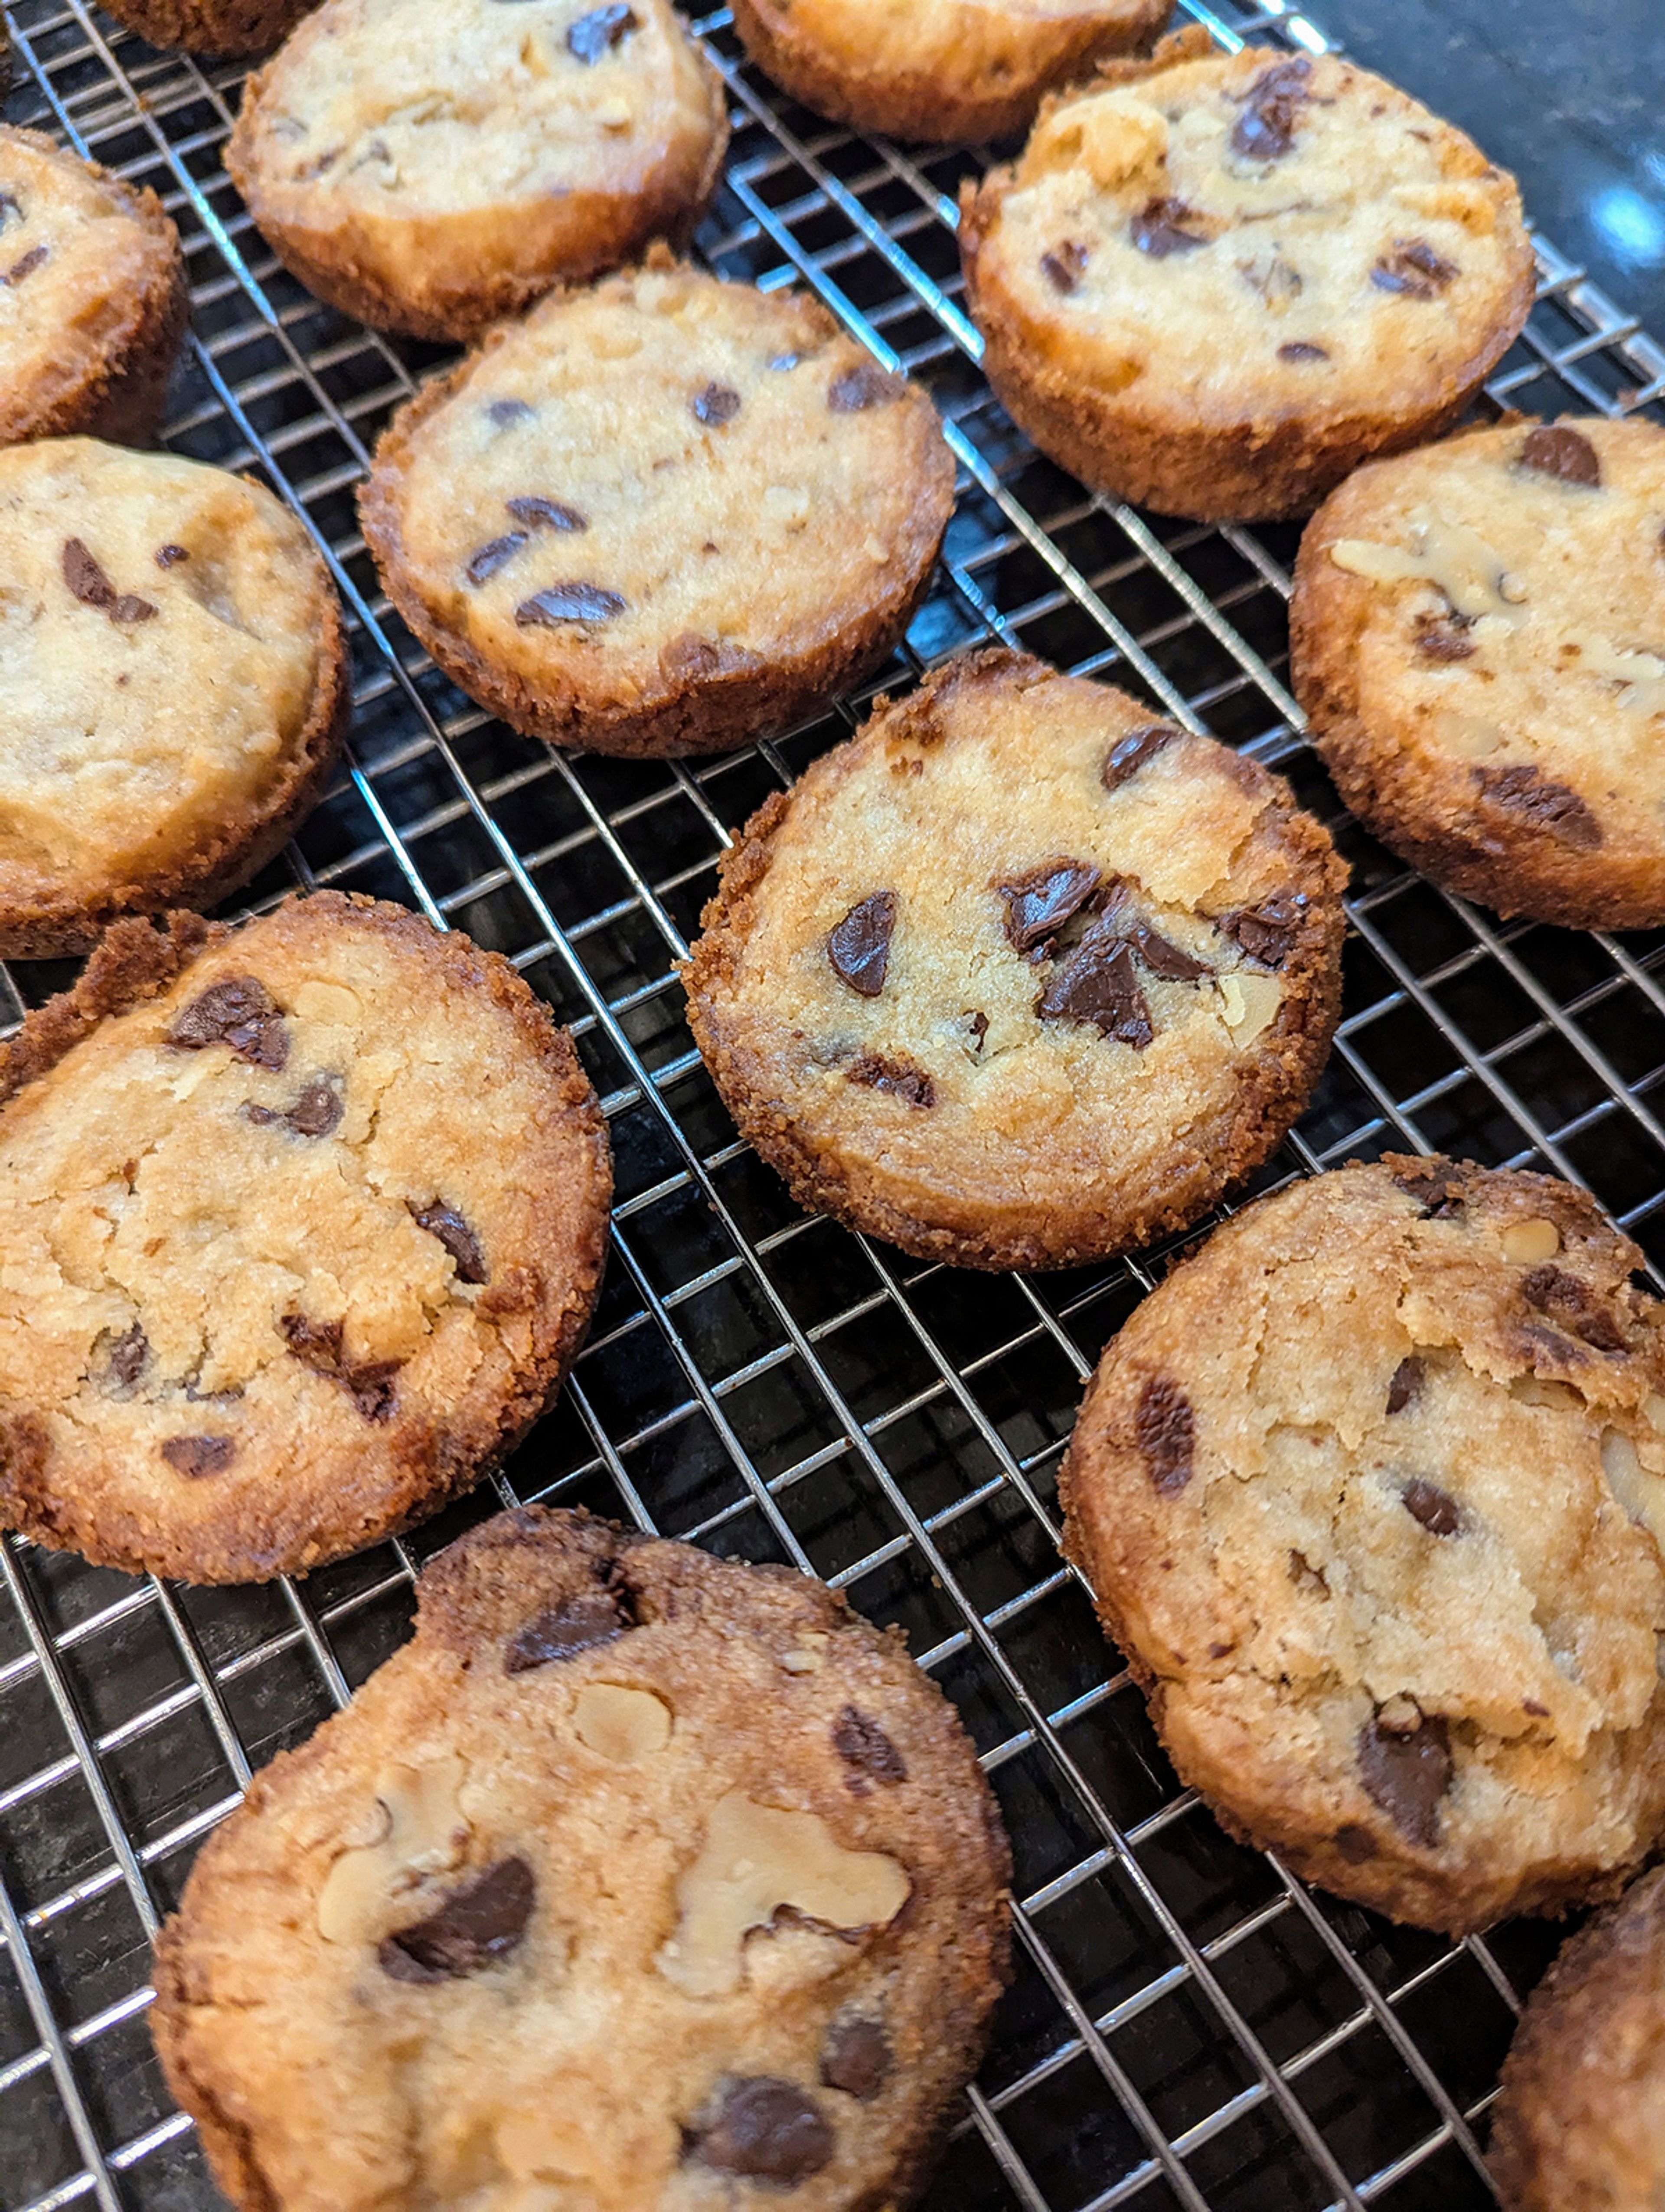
99 0 316 56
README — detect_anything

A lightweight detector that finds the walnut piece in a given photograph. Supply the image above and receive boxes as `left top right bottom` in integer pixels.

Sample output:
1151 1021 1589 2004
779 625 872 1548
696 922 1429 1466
1501 1218 1560 1264
572 1682 672 1761
316 1756 469 1943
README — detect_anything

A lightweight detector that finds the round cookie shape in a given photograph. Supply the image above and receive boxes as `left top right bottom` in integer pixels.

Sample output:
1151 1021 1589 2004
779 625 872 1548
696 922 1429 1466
0 438 350 957
0 896 611 1585
682 648 1346 1271
957 31 1534 521
0 127 188 450
727 0 1173 147
149 1505 1012 2212
1489 1864 1665 2211
226 0 729 342
1060 1156 1665 1934
1292 415 1665 931
360 257 956 758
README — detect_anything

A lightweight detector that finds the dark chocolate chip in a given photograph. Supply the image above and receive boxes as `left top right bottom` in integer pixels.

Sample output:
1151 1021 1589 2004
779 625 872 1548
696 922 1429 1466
1129 922 1208 982
1219 894 1306 969
1135 1373 1194 1497
279 1312 401 1423
505 1591 626 1673
1277 340 1330 361
155 543 190 569
966 1009 989 1052
408 1199 488 1284
1522 1263 1627 1352
1041 240 1088 294
996 858 1102 955
1371 239 1458 298
345 1362 402 1421
161 1434 235 1477
828 362 899 413
105 1324 150 1388
1037 921 1152 1046
1391 1158 1464 1216
1131 197 1207 257
515 583 627 626
832 1706 908 1789
1386 1356 1424 1414
1520 424 1601 487
63 537 117 610
487 398 535 427
847 1053 934 1108
1357 1709 1452 1846
505 496 587 532
1101 723 1180 791
3 244 47 286
1230 55 1312 161
286 1079 342 1138
566 2 637 61
113 594 156 622
1414 615 1475 661
1401 1477 1461 1535
827 890 896 997
692 382 741 427
819 2016 891 2101
379 1857 535 1980
1475 764 1602 849
692 2079 834 2186
166 977 289 1071
465 532 528 585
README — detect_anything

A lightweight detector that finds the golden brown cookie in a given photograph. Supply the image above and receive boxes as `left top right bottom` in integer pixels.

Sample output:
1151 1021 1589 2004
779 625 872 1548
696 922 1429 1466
360 255 955 758
226 0 729 341
0 895 611 1584
958 33 1534 520
683 648 1346 1270
100 0 316 58
150 1506 1012 2212
1061 1156 1665 1935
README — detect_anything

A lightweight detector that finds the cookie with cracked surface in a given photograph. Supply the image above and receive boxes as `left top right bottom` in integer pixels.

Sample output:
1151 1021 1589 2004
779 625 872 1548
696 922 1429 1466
0 895 610 1584
149 1505 1012 2212
226 0 728 341
957 32 1534 521
1489 1863 1665 2211
1292 415 1665 931
0 126 188 450
0 438 350 958
1060 1155 1665 1934
360 255 955 758
727 0 1172 147
682 647 1345 1271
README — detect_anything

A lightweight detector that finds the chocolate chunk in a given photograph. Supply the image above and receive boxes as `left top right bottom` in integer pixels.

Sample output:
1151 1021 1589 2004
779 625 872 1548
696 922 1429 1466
1277 340 1330 362
1520 424 1601 487
693 2079 834 2186
465 532 527 585
848 1054 935 1108
379 1857 535 1981
408 1199 488 1284
487 398 535 427
1475 764 1602 849
505 1591 626 1673
161 1435 235 1478
828 363 899 413
1522 1263 1627 1352
1401 1477 1461 1535
279 1313 401 1423
1219 895 1305 969
155 543 190 568
1101 723 1179 791
1037 921 1152 1046
1131 198 1207 257
1129 922 1207 982
827 890 896 997
692 382 741 427
516 583 627 627
1357 1709 1452 1846
286 1079 343 1138
1135 1373 1194 1497
166 976 289 1071
1041 240 1088 294
996 858 1101 955
1414 615 1475 661
832 1706 907 1789
1230 55 1312 161
105 1324 150 1389
1371 239 1458 298
61 536 157 624
280 1313 344 1368
819 2016 890 2101
344 1362 402 1421
505 496 587 532
3 244 47 286
566 2 637 61
1386 1356 1424 1414
1391 1158 1464 1216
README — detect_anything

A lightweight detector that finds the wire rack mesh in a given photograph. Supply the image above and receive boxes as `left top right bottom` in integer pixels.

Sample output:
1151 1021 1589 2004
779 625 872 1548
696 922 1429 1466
3 0 1665 2205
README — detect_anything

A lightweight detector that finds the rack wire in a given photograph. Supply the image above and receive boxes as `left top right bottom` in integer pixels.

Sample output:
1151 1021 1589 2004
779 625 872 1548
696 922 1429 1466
2 0 1664 2204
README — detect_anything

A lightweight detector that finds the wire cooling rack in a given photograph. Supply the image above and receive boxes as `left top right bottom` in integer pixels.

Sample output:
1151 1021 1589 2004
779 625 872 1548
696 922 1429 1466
3 0 1665 2205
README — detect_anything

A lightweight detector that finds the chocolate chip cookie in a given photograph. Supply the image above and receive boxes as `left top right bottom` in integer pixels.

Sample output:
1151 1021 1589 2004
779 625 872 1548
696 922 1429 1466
728 0 1172 147
1489 1864 1665 2211
0 437 350 957
360 255 955 758
0 895 610 1584
958 31 1534 521
150 1505 1012 2211
0 126 188 450
1061 1156 1665 1934
1292 415 1665 931
226 0 728 341
683 648 1346 1271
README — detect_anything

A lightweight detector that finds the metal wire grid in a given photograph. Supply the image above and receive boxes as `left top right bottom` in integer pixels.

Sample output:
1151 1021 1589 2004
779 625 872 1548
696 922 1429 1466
1 0 1664 2205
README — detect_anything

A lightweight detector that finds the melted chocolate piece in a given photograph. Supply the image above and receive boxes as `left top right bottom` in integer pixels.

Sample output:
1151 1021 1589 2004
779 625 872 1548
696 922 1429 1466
1401 1478 1461 1536
105 1324 150 1389
62 537 155 623
3 244 48 286
465 532 527 585
1230 55 1312 161
279 1313 401 1422
832 1706 907 1789
847 1054 934 1108
828 363 899 412
693 2079 834 2186
1219 895 1305 969
515 583 627 627
1277 340 1330 362
1371 239 1458 298
1520 424 1601 487
566 2 637 61
1522 1263 1627 1352
1037 921 1152 1045
166 977 289 1071
819 2016 891 2101
408 1199 488 1284
1475 764 1602 849
379 1857 535 1980
692 382 741 427
505 1590 626 1673
248 1078 342 1139
1357 1710 1452 1846
487 398 535 428
1101 723 1179 791
827 890 896 997
505 496 587 532
1129 922 1207 982
1135 1373 1194 1497
1131 198 1207 257
1041 240 1088 294
1391 1158 1464 1215
1386 1356 1423 1414
161 1434 235 1477
996 858 1102 954
155 543 190 568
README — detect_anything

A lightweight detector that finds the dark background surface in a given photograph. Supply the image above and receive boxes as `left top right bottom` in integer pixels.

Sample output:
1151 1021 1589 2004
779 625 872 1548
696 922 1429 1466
1308 0 1665 345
